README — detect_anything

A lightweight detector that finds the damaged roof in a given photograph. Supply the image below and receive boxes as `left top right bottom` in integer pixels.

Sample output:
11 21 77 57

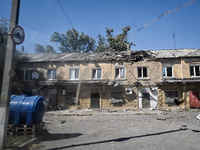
21 51 151 62
150 49 200 58
21 49 200 62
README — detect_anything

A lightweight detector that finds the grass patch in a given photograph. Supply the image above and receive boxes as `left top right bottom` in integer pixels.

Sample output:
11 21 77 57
134 113 142 115
29 144 45 150
5 135 33 148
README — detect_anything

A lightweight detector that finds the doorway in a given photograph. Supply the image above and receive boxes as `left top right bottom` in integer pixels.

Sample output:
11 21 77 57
142 93 150 108
90 93 100 108
189 91 200 109
48 94 57 109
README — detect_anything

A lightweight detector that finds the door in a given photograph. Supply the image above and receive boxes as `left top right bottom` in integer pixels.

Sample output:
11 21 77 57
189 92 200 109
48 94 57 109
90 93 100 108
142 93 150 108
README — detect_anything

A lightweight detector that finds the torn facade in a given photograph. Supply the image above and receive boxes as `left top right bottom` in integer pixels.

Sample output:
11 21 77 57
12 49 200 110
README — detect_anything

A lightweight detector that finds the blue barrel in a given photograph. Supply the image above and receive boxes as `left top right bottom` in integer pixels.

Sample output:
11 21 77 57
9 95 45 125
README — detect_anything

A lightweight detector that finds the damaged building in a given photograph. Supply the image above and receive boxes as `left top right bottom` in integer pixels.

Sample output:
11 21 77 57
12 48 200 110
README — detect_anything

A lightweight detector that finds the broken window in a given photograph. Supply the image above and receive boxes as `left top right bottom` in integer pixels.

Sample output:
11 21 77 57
115 67 125 79
138 67 148 78
162 66 173 77
66 92 76 104
190 66 200 77
48 69 56 80
24 68 34 81
110 92 123 103
165 91 178 104
70 68 79 80
92 69 101 79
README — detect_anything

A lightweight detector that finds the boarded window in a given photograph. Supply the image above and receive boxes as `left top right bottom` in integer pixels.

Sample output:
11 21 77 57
66 92 76 104
165 91 178 104
110 92 123 103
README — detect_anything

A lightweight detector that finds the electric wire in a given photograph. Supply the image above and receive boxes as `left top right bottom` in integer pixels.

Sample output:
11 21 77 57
57 0 74 28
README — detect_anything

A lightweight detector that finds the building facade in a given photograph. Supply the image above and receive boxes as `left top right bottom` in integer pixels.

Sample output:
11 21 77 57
12 49 200 110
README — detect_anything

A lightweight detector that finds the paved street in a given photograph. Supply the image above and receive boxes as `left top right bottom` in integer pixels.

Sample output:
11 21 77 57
34 109 200 150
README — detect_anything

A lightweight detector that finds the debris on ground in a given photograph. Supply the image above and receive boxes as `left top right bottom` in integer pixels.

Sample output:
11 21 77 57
196 114 200 120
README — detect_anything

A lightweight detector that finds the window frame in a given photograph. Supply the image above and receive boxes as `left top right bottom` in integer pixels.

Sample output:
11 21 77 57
69 68 79 80
190 65 200 77
48 69 57 80
92 68 102 79
115 66 125 79
165 90 178 104
162 66 173 77
24 68 34 81
137 67 148 78
110 92 124 103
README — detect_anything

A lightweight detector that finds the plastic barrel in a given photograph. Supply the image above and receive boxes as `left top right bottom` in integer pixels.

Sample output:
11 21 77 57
9 95 45 125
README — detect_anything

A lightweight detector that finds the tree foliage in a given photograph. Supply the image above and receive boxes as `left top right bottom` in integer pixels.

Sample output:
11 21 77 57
34 44 45 54
0 18 28 93
95 26 134 52
34 44 56 54
0 18 9 66
51 28 96 53
95 34 108 52
0 18 9 92
45 45 56 53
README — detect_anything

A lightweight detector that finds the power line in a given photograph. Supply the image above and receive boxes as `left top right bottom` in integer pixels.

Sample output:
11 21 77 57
128 0 196 37
57 0 74 28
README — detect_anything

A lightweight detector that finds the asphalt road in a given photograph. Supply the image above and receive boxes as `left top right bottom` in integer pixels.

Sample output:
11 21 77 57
35 110 200 150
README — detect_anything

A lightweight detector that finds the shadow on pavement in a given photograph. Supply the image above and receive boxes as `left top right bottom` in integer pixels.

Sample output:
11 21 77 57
41 131 83 141
46 127 200 150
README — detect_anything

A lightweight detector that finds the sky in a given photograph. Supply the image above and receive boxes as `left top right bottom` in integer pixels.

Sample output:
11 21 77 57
0 0 199 54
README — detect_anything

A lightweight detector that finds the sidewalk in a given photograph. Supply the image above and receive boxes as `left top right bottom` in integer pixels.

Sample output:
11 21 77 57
45 108 164 116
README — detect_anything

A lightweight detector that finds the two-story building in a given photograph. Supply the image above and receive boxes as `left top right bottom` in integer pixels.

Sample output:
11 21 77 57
151 49 200 110
12 49 200 110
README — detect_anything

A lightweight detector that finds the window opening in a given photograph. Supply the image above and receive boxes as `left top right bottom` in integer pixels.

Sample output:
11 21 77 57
92 69 101 79
162 66 172 77
138 67 148 78
48 69 57 80
115 67 125 79
70 68 79 79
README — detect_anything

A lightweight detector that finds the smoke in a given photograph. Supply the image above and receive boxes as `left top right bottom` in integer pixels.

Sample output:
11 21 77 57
128 0 196 37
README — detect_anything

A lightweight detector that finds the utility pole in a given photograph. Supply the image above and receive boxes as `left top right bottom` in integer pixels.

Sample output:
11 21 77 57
0 0 20 149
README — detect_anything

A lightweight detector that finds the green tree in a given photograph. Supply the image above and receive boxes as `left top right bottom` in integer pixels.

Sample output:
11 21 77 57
0 18 9 92
95 26 135 52
45 45 56 53
0 18 28 94
34 44 45 54
95 34 108 52
51 28 96 53
34 44 56 54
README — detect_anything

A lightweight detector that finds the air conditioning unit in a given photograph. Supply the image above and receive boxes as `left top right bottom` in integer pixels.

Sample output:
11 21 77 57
58 89 66 95
125 88 132 94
